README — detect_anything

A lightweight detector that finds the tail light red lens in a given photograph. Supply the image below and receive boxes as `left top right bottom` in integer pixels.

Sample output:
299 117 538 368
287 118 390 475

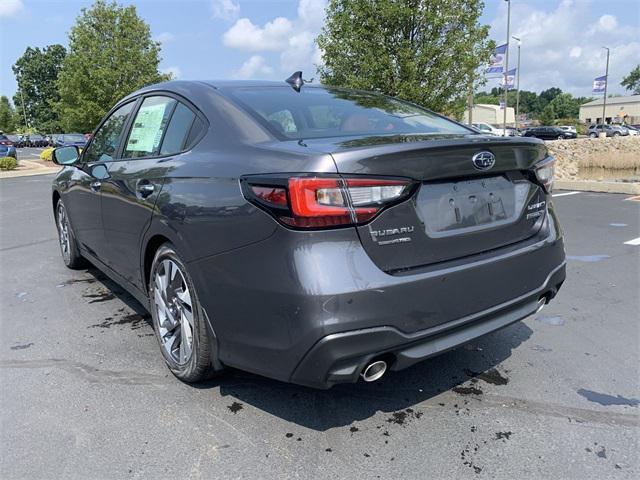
533 157 555 193
243 175 414 229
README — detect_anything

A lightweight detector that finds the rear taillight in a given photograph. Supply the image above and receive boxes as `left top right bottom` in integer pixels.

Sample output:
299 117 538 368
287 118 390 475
534 157 555 193
0 140 12 146
243 175 415 229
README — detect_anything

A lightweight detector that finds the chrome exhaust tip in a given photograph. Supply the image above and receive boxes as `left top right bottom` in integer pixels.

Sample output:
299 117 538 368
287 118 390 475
361 360 387 382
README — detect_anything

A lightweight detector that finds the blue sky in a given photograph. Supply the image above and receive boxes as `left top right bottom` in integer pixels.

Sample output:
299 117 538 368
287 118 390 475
1 0 638 103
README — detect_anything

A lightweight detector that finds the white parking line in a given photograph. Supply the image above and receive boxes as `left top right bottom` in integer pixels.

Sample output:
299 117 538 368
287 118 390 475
623 237 640 246
552 191 581 198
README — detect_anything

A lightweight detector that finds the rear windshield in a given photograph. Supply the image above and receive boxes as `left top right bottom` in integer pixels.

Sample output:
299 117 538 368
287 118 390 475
228 87 472 140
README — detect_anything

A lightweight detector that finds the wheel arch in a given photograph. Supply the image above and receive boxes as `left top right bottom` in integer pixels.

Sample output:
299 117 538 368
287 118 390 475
52 189 61 216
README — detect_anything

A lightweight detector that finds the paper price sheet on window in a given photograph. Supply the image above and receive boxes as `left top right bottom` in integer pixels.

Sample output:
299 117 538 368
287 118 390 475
127 103 168 154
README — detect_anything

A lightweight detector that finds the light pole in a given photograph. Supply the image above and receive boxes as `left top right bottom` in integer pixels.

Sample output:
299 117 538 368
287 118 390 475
19 86 28 132
601 47 610 126
502 0 511 135
512 35 521 128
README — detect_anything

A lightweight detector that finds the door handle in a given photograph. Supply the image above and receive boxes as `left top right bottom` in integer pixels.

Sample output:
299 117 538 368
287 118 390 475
137 182 155 198
90 181 102 191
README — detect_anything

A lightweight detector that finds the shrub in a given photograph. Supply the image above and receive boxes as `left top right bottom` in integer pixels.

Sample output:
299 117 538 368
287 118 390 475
40 147 54 161
0 157 17 170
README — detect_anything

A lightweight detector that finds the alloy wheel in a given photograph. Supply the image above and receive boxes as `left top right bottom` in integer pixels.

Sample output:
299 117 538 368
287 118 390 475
57 204 71 263
152 259 195 365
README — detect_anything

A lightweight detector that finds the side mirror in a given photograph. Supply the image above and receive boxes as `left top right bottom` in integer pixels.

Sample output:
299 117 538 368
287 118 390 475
52 146 80 166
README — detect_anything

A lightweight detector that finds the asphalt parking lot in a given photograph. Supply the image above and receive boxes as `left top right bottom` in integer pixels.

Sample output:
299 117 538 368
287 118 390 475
1 170 638 479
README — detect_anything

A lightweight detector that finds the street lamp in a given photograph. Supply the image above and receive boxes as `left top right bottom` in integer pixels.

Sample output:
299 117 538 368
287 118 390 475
512 36 521 128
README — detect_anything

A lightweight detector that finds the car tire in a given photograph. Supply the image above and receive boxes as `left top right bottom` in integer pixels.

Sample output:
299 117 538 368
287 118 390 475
589 133 597 138
557 135 563 140
613 132 620 137
149 243 220 383
55 199 85 269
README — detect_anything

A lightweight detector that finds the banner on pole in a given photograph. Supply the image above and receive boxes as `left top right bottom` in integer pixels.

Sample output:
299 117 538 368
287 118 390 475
486 44 507 74
592 75 606 94
501 68 517 90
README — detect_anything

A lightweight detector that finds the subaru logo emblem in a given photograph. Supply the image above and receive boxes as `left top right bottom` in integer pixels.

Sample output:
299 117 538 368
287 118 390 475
472 151 495 171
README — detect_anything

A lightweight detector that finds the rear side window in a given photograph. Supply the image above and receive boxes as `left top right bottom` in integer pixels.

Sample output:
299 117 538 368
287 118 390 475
124 96 176 158
160 103 195 155
184 116 206 149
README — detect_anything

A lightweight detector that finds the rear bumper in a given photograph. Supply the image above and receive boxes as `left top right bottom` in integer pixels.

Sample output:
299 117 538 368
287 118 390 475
291 262 565 388
190 206 565 388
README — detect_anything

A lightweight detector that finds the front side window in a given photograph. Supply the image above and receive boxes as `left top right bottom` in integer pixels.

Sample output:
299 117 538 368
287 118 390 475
83 102 135 163
228 87 472 140
124 96 176 158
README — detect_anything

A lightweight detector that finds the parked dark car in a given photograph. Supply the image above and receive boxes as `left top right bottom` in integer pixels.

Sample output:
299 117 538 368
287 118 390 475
50 79 566 388
27 133 48 147
0 135 17 159
55 133 88 148
523 126 577 140
587 124 628 138
12 135 27 148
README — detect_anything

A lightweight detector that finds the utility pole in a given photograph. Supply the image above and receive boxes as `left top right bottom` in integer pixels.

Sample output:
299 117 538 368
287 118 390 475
467 76 474 125
601 47 610 126
502 0 511 136
19 86 28 132
512 36 521 128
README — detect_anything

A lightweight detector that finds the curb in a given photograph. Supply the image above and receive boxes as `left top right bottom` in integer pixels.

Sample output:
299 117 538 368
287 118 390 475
0 159 60 179
555 179 640 195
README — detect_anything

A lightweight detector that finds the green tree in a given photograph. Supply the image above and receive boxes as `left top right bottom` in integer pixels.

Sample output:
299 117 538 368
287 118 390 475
11 44 66 132
0 96 16 132
538 87 562 110
539 103 556 125
548 93 579 119
317 0 494 117
621 65 640 94
56 0 171 132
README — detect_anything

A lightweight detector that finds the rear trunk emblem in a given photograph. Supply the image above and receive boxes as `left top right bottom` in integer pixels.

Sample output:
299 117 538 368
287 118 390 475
472 151 496 171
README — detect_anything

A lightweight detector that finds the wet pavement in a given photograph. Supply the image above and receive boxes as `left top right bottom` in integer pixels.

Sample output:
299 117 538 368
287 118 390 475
1 176 638 479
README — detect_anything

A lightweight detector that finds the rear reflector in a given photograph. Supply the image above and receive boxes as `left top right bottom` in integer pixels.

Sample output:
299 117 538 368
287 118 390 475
243 175 414 229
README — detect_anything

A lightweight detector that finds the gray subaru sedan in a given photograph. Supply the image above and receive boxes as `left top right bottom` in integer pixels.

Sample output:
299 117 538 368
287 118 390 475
50 76 565 388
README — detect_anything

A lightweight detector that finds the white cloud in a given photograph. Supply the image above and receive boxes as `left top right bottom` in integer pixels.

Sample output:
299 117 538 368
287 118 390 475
489 0 639 96
223 17 294 51
223 0 326 77
155 32 175 44
162 66 182 79
0 0 23 17
232 55 274 79
211 0 240 21
594 14 618 32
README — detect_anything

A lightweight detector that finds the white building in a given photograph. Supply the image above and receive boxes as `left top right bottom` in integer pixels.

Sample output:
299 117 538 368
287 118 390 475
463 103 515 126
579 95 640 124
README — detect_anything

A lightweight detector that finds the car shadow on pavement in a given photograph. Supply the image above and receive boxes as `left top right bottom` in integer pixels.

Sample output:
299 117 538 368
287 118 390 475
82 265 532 431
203 322 533 431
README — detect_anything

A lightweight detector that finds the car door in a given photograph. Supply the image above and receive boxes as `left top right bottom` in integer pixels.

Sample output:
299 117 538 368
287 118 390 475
100 95 203 290
63 101 136 259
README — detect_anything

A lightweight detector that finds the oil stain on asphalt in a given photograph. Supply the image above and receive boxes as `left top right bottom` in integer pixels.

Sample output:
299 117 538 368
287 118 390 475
464 368 509 385
227 401 243 414
577 389 640 407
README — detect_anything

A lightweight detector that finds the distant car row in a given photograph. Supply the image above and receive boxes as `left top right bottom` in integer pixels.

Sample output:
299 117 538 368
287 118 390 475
470 122 638 140
0 133 91 148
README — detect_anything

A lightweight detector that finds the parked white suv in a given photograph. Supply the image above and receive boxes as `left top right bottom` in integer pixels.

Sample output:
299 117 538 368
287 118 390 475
471 122 502 136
